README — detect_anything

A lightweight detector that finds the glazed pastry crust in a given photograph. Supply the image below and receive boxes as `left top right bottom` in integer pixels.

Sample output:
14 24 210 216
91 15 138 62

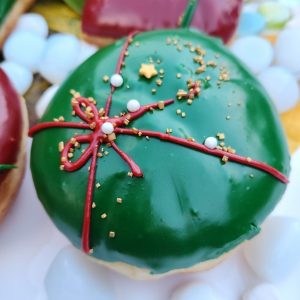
0 97 28 221
0 0 36 48
89 247 238 280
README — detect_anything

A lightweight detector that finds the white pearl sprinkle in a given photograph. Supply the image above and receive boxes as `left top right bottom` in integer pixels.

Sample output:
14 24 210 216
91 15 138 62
127 99 141 112
204 137 218 149
101 122 114 134
110 74 123 87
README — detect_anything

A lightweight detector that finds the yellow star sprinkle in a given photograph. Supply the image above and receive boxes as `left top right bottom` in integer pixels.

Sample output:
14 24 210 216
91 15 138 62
139 63 158 79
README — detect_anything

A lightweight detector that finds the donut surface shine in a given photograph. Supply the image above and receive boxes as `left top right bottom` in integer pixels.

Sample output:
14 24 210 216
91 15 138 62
30 29 290 275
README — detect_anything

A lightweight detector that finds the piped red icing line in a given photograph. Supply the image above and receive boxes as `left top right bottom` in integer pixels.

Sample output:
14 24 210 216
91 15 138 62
104 31 139 116
28 33 289 253
114 128 289 184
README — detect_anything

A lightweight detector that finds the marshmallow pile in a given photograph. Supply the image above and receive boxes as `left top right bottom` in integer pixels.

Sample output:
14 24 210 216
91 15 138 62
231 0 300 113
0 13 97 96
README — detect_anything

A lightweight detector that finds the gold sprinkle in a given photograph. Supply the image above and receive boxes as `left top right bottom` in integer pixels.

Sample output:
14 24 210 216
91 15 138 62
89 249 94 254
166 128 173 134
176 73 182 79
166 37 172 45
195 65 206 74
151 88 157 94
61 156 67 162
53 118 59 122
226 115 231 120
116 197 123 204
68 153 73 158
158 101 165 110
104 151 109 156
59 165 64 170
96 183 101 189
156 79 163 86
216 133 225 140
222 156 229 163
97 152 103 158
207 61 217 68
187 99 193 105
109 231 116 238
249 174 254 179
176 109 182 115
181 112 186 118
146 136 150 140
101 213 107 219
70 137 77 144
92 202 96 208
246 157 252 162
124 119 130 125
90 122 96 129
128 171 133 177
58 141 64 152
135 42 140 47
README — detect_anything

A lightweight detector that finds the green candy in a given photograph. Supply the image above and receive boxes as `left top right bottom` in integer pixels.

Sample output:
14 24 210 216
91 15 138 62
31 29 290 275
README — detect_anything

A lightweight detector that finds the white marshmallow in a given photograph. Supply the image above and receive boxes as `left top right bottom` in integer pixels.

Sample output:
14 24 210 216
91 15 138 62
36 85 60 118
243 284 281 300
39 34 80 84
231 36 274 74
45 246 115 300
275 28 300 77
0 61 33 95
204 137 218 149
244 216 300 282
171 282 220 300
14 13 48 38
3 31 46 72
258 66 299 113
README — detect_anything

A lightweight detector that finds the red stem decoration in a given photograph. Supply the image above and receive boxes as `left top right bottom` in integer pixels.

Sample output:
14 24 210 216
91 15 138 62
29 32 289 253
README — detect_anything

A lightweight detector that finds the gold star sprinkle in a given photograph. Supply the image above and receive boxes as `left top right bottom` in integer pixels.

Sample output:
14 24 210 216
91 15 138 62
139 64 158 79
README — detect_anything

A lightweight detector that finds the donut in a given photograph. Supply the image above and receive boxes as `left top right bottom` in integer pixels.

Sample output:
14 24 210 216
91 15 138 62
29 29 290 279
81 0 242 46
0 69 28 221
0 0 36 48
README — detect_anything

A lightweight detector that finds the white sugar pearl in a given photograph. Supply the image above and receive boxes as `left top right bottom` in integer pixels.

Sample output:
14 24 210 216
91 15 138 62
36 85 60 118
45 246 115 300
3 31 46 72
258 66 299 113
39 33 80 84
243 284 281 300
171 282 219 300
275 28 300 76
76 40 98 66
204 137 218 149
14 13 48 38
101 122 114 134
231 36 274 74
127 99 141 112
110 74 123 87
0 61 33 95
244 216 300 282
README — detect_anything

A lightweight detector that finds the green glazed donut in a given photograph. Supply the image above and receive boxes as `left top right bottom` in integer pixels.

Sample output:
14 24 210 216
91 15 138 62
30 29 290 278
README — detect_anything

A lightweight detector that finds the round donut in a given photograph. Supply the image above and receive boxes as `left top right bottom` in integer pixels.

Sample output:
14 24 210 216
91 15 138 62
0 69 28 221
81 0 242 46
30 29 290 279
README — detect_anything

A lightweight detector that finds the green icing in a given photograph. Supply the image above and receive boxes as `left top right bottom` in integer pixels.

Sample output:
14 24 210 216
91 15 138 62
31 29 290 274
0 0 16 26
62 0 84 14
